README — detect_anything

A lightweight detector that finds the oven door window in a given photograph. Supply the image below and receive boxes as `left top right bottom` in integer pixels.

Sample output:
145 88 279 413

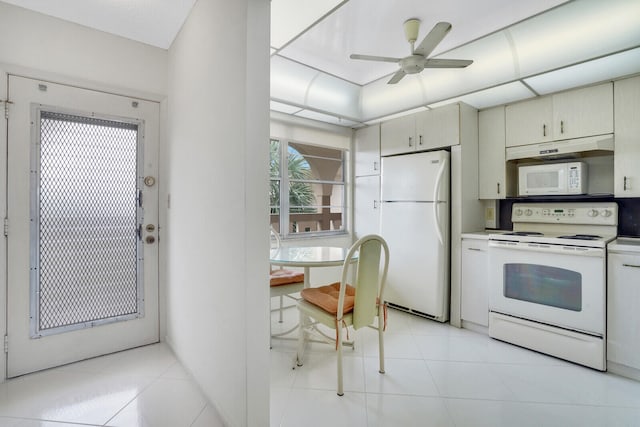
504 264 581 311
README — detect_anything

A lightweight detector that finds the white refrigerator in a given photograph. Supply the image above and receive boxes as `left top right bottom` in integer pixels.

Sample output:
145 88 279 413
380 150 450 321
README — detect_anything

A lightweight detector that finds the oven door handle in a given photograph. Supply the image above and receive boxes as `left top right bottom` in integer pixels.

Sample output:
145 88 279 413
488 240 604 257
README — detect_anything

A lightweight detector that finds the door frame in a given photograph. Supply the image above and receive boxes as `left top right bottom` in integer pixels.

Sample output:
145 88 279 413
0 67 167 381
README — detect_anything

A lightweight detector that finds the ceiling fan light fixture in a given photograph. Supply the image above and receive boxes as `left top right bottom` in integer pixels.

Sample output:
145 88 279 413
403 18 421 44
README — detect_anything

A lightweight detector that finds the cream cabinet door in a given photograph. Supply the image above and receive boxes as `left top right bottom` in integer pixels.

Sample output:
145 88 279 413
418 104 460 150
354 175 380 239
505 96 553 147
614 76 640 197
607 252 640 370
380 114 415 156
461 238 489 327
478 106 506 199
354 124 380 177
552 82 613 141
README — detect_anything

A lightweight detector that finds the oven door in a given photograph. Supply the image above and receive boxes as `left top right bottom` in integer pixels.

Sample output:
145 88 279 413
488 240 605 335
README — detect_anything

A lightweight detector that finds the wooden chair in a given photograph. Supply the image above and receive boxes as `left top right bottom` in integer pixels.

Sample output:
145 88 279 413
270 227 304 341
295 234 390 396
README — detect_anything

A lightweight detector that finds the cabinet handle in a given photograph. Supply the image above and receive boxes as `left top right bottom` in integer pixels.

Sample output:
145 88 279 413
373 200 378 209
622 264 640 269
373 161 378 171
543 124 546 137
560 120 564 134
497 182 501 194
467 247 483 252
408 136 413 147
624 176 629 191
419 135 423 146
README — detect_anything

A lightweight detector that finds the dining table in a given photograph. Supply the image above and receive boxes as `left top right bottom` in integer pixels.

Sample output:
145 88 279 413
269 245 357 347
269 245 356 289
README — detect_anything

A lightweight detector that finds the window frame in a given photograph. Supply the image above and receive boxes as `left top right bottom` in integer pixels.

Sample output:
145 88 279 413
270 138 348 239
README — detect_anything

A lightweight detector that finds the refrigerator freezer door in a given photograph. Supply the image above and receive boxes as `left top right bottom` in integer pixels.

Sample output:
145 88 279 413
380 201 449 319
381 150 450 202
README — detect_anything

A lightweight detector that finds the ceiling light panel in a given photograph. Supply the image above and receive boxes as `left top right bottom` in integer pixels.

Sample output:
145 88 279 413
271 56 360 119
509 0 640 78
427 81 536 110
524 48 640 95
278 0 567 85
270 0 343 49
294 109 359 127
270 101 303 114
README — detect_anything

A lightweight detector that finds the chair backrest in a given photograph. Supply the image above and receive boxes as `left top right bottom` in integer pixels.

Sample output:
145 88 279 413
337 234 389 329
270 226 281 250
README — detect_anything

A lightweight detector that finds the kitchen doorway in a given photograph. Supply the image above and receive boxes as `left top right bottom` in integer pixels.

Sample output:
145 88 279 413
6 76 160 377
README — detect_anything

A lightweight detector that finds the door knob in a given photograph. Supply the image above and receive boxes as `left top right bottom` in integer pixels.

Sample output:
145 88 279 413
145 236 156 244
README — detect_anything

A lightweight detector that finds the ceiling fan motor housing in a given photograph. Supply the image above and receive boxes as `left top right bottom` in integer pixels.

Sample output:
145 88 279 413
400 55 426 74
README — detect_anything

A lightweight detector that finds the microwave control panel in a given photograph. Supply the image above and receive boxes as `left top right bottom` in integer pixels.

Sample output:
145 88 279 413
512 202 618 225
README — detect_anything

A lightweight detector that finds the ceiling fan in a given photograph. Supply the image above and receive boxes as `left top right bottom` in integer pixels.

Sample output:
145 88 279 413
350 19 473 84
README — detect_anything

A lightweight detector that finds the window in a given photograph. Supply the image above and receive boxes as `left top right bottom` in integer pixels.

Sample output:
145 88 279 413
270 139 346 237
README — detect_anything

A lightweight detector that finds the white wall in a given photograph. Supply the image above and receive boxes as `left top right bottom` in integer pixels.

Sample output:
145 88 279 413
0 2 168 384
166 0 270 425
0 1 167 98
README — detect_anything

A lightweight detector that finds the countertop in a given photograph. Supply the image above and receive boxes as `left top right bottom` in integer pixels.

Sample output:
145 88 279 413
608 237 640 254
461 230 509 240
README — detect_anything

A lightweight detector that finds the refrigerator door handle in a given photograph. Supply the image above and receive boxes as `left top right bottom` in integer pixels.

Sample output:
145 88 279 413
432 157 447 246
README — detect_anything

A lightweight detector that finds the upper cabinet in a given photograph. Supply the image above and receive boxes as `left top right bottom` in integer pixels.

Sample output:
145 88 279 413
354 124 380 177
380 103 470 156
506 82 613 147
552 83 613 140
478 106 515 199
418 103 460 151
614 76 640 197
380 114 417 156
505 96 553 147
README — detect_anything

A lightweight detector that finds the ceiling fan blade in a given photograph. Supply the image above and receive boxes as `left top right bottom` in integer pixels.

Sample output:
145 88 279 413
424 58 473 68
388 69 406 84
414 22 451 57
350 54 401 63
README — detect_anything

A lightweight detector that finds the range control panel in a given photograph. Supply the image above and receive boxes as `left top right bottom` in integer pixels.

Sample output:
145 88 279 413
512 202 618 225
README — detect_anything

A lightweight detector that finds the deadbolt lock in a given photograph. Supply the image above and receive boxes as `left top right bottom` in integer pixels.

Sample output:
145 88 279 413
145 224 156 232
144 176 156 187
145 236 156 244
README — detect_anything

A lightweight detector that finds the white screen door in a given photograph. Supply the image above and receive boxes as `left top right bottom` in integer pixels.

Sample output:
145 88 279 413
6 76 160 377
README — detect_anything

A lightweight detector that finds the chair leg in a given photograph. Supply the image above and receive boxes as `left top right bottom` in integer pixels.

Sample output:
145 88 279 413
296 309 305 367
278 295 284 323
378 313 385 374
337 324 344 396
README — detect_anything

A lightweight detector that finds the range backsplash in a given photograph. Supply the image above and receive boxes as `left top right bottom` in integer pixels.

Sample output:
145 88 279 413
497 197 640 237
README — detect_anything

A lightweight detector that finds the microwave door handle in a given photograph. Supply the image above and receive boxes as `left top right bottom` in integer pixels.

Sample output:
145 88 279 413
432 157 446 246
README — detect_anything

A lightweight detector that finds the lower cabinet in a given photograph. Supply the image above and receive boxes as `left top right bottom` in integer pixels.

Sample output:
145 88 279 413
461 237 489 327
608 250 640 373
354 175 380 239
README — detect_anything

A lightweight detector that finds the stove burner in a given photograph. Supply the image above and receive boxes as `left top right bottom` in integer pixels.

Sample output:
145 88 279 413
557 234 602 241
502 231 544 236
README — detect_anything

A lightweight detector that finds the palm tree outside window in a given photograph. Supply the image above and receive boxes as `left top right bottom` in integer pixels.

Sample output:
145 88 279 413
270 139 345 237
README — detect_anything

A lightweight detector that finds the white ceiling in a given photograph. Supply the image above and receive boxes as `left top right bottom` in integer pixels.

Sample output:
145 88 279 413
4 0 640 127
1 0 197 49
275 0 567 85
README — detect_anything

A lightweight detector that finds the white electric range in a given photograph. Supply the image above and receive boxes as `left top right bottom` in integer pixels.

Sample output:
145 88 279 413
488 202 618 371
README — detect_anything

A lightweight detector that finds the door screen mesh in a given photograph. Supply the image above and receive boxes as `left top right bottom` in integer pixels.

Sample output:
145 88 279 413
32 110 142 336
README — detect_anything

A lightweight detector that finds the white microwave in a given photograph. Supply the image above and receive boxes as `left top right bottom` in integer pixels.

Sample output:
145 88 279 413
518 162 587 196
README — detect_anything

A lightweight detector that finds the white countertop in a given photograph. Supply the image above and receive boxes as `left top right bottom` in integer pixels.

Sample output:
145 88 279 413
608 237 640 254
461 230 508 240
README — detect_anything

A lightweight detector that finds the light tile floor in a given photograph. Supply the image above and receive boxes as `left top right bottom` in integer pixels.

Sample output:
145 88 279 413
0 343 225 427
3 306 640 426
270 306 640 427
